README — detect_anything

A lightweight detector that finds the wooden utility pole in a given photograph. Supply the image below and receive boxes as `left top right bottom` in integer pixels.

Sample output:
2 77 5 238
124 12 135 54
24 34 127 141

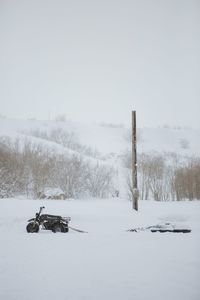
132 111 139 211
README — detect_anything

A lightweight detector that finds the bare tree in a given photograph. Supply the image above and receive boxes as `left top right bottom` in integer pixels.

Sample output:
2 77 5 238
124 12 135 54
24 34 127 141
174 158 200 200
180 138 190 150
85 163 114 198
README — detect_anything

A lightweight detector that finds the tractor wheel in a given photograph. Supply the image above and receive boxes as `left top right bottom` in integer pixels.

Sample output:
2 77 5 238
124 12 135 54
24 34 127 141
26 222 39 233
62 225 69 233
51 223 63 233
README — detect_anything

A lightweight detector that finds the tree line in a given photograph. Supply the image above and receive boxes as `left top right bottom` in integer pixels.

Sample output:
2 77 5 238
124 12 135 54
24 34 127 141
122 151 200 201
1 131 200 201
0 137 113 199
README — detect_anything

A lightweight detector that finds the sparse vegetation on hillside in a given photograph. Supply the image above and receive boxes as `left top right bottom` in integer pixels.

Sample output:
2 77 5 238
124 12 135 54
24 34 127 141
0 137 114 199
122 150 200 201
24 128 102 160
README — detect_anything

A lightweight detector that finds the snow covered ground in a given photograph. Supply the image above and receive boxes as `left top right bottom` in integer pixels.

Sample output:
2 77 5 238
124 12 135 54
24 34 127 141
0 198 199 300
1 117 200 156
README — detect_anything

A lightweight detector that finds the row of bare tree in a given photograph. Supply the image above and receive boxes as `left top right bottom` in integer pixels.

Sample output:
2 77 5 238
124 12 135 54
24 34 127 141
25 128 102 159
0 137 113 199
122 151 200 201
1 134 199 201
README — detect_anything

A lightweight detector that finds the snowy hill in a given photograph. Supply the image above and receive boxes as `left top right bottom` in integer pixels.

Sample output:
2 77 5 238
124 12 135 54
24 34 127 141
0 117 199 200
0 117 200 156
139 127 200 156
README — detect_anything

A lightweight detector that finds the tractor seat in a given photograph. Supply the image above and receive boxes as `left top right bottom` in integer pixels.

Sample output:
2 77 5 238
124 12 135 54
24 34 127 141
42 214 62 219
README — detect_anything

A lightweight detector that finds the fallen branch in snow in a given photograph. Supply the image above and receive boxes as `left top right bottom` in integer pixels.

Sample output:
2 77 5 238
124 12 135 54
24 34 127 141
69 226 88 233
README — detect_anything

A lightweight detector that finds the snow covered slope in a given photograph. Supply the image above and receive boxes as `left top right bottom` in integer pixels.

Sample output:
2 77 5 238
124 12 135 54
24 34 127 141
0 198 199 300
139 127 200 156
0 117 200 156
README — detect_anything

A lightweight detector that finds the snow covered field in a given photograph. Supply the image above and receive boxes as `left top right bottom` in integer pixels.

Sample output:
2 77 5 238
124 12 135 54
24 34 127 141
0 198 199 300
1 117 200 157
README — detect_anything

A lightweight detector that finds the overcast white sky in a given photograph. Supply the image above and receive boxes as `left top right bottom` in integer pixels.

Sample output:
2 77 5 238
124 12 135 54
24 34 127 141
0 0 199 128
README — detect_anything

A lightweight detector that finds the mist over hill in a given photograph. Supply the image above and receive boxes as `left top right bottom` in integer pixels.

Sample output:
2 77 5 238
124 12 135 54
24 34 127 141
0 116 200 200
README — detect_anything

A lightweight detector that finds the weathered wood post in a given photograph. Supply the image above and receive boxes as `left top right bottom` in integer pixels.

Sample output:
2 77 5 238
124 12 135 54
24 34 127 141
132 110 139 211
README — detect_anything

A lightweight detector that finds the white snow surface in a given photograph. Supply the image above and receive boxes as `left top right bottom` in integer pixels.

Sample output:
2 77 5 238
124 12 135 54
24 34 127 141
42 187 65 197
0 117 200 156
0 198 199 300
